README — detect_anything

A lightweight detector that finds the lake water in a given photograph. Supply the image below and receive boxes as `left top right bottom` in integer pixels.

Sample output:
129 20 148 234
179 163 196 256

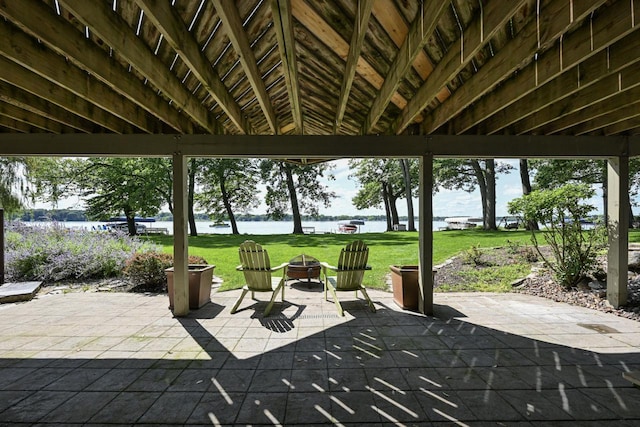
24 220 450 235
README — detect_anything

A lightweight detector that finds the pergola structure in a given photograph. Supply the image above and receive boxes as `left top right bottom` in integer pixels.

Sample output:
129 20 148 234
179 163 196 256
0 0 638 316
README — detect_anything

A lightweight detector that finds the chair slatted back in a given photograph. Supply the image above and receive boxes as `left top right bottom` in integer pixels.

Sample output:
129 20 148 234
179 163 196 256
238 240 273 290
336 240 369 290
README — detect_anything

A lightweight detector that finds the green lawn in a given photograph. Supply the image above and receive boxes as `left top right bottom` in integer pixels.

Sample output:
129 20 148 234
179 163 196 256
147 229 534 291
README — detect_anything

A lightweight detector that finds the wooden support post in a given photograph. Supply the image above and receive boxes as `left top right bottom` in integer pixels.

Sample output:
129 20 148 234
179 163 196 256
172 152 189 316
607 156 629 308
418 154 434 315
0 209 4 285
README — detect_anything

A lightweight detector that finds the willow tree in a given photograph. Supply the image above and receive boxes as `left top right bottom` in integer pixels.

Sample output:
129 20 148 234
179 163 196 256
259 160 335 234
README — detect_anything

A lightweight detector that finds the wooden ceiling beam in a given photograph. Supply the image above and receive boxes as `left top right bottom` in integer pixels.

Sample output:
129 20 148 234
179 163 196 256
0 81 95 132
510 61 640 134
0 0 194 134
423 0 607 134
572 99 640 136
58 0 221 134
212 0 277 134
271 0 303 134
362 1 448 134
135 0 249 134
0 56 133 133
334 0 372 133
391 0 526 135
604 114 640 136
0 102 68 133
0 115 31 133
0 19 163 133
466 1 640 135
291 0 411 113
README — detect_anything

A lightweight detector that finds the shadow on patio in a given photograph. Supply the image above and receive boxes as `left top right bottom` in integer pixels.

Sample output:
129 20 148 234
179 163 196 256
0 285 639 425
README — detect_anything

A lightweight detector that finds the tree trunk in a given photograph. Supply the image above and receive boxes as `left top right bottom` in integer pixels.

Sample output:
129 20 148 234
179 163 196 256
485 159 497 230
220 177 239 234
284 164 304 234
471 160 489 228
124 207 137 236
401 159 416 231
519 159 539 230
387 183 401 227
382 183 393 231
187 159 198 237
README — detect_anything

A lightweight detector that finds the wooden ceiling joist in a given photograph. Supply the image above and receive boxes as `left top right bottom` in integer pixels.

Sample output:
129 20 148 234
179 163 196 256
271 0 303 134
0 102 69 134
422 0 607 134
136 0 250 134
0 115 32 133
213 0 277 134
361 1 448 134
391 0 527 135
333 0 372 133
0 81 96 133
0 0 194 134
458 0 640 135
0 56 133 133
58 0 221 134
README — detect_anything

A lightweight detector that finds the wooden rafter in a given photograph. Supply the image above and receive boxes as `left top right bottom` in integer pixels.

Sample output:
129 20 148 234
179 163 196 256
212 0 277 134
362 1 448 134
391 0 527 135
460 0 640 135
572 99 640 136
58 0 221 134
271 0 303 134
0 115 31 133
0 56 133 133
0 0 193 134
0 81 95 133
0 18 163 133
291 0 409 112
136 0 249 134
333 0 372 134
0 102 67 133
422 0 607 134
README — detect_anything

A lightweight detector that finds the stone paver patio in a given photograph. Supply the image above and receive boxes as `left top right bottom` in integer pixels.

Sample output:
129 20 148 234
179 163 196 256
0 281 639 425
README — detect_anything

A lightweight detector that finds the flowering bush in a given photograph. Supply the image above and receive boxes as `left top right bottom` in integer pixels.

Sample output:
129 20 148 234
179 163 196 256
4 222 151 282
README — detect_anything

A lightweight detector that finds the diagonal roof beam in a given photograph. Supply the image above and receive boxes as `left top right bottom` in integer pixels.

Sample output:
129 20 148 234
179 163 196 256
458 0 640 135
334 0 372 134
362 1 448 134
0 115 32 133
0 56 133 133
58 0 221 134
135 0 250 134
271 0 303 134
390 0 527 134
0 0 193 133
0 102 69 133
0 18 162 133
422 0 607 134
212 0 278 134
0 81 96 133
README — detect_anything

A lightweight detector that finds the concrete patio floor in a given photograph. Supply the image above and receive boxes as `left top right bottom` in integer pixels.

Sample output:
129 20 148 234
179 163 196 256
1 281 639 426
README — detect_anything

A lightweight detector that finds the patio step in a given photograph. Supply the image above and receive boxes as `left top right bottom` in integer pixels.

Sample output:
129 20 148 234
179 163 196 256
0 281 42 304
623 370 640 388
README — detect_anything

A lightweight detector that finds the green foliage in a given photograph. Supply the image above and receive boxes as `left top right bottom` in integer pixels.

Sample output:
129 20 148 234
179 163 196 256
506 239 538 263
124 253 209 291
438 263 531 293
508 183 606 287
461 244 491 266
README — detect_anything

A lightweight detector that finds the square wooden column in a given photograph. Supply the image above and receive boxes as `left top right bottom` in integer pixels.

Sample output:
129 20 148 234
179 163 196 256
607 156 629 308
172 152 189 316
419 154 434 315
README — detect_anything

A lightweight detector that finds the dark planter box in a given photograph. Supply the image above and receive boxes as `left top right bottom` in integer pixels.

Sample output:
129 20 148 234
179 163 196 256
390 265 419 310
166 264 215 310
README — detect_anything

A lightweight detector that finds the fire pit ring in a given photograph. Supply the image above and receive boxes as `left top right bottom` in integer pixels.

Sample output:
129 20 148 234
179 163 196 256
287 254 321 283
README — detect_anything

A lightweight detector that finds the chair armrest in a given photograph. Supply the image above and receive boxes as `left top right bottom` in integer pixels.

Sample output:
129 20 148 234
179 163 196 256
235 264 244 271
271 262 289 272
320 261 338 272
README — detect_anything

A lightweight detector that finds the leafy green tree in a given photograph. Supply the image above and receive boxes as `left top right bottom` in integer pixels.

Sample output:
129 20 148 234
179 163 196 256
508 183 606 288
350 159 417 231
0 157 28 213
195 159 260 234
78 158 169 235
259 160 335 234
434 159 512 230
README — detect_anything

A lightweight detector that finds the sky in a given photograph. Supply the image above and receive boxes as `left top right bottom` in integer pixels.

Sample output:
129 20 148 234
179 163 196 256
34 158 607 218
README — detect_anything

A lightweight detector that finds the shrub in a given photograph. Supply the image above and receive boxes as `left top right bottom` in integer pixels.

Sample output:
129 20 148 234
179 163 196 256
4 222 149 282
123 252 210 291
462 244 492 266
508 183 606 288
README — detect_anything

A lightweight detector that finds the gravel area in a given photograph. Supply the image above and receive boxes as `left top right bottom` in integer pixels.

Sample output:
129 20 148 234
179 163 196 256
434 247 640 322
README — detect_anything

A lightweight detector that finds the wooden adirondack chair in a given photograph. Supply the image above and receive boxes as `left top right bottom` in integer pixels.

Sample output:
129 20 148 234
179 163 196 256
320 240 375 316
231 240 288 316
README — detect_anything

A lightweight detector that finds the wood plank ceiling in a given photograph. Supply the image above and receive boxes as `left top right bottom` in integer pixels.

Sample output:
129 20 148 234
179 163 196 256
0 0 639 139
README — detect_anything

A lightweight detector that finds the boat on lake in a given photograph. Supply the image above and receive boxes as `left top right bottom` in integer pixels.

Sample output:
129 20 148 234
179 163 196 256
338 219 364 233
442 217 481 230
209 221 230 228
